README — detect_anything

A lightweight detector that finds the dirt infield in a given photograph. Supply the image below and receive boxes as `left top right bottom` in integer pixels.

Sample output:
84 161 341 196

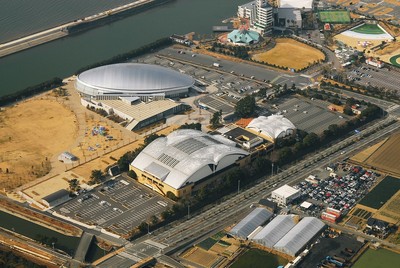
0 98 77 190
251 38 325 70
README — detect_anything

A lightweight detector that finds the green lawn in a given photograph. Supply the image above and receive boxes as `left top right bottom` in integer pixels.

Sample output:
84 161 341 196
352 24 384 34
390 55 400 67
359 176 400 209
231 249 287 268
319 10 351 23
353 248 400 268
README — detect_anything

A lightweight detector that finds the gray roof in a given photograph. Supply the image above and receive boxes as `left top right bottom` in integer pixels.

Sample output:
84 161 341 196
42 189 70 203
131 129 249 189
273 217 325 256
77 63 195 94
252 215 297 248
230 208 273 239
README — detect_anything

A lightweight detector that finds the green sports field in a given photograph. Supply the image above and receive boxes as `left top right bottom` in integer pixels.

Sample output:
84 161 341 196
352 24 385 34
319 10 351 23
352 248 400 268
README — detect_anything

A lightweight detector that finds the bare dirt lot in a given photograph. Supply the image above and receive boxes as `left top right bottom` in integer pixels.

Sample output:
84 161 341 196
0 98 77 189
251 38 325 70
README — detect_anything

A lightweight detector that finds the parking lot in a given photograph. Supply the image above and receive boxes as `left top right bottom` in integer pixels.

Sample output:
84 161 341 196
261 96 349 134
294 163 380 217
298 233 363 268
346 63 400 93
56 175 172 235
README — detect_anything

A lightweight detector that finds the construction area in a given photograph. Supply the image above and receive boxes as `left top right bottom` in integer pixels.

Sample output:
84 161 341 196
250 38 325 70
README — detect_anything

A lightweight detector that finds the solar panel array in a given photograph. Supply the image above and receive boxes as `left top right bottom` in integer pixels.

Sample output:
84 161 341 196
174 138 208 155
157 153 179 167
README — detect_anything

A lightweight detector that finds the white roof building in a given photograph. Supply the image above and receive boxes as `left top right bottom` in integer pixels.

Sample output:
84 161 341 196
246 115 296 142
278 0 313 10
271 184 301 205
230 207 273 239
252 215 297 248
131 129 249 190
273 217 325 256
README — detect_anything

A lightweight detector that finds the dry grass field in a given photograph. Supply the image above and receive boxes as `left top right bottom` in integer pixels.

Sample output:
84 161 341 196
251 38 325 70
350 133 400 177
182 247 219 268
375 190 400 224
0 98 77 190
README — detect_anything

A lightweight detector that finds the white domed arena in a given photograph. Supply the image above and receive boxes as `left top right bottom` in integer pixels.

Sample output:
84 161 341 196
75 63 195 100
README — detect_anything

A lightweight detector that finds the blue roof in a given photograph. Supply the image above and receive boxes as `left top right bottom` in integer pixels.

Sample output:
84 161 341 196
228 29 259 44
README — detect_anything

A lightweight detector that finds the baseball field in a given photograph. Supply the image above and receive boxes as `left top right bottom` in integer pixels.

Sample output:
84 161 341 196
251 38 325 70
352 24 385 34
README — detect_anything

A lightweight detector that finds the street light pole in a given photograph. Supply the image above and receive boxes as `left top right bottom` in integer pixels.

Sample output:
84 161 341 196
237 179 240 195
187 204 190 220
271 162 274 177
147 222 150 235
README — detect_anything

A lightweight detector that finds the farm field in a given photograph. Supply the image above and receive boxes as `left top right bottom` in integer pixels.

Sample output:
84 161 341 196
318 10 351 23
351 133 400 177
231 248 287 268
251 38 325 70
352 248 400 268
359 176 400 209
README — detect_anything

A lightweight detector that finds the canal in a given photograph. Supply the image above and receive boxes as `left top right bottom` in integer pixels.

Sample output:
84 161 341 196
0 211 80 255
0 0 244 97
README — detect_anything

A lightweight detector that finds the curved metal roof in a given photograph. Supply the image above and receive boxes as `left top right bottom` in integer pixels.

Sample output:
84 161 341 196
131 129 249 190
247 115 296 140
77 63 195 93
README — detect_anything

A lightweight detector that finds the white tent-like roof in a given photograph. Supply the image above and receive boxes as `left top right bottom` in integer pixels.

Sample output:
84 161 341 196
273 217 325 256
230 208 273 239
131 129 249 190
252 215 297 248
246 115 295 141
279 0 313 9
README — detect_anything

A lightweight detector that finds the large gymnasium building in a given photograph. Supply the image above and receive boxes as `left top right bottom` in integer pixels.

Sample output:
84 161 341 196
130 129 250 198
75 63 195 131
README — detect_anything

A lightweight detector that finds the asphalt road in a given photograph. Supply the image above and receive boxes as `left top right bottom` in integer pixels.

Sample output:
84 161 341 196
114 115 400 264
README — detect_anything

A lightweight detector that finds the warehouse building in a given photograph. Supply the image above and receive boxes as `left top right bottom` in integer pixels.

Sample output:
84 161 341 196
229 207 273 239
252 214 298 248
41 189 70 208
130 129 250 198
273 217 325 256
271 184 301 206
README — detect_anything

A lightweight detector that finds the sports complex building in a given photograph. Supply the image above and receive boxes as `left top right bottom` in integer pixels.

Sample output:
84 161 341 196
75 63 195 131
130 129 250 198
76 63 195 100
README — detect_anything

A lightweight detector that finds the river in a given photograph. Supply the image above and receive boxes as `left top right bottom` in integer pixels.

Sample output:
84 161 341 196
0 0 244 97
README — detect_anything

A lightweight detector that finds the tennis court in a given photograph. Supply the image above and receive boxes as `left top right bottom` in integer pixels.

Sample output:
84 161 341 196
318 10 351 23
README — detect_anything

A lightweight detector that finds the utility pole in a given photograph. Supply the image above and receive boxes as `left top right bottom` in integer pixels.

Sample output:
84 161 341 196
237 179 240 195
187 204 190 220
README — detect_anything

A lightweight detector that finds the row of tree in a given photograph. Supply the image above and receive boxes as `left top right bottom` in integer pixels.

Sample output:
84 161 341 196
75 37 172 74
0 77 63 107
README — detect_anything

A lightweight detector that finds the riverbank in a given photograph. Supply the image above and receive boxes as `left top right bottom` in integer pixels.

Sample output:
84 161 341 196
0 0 171 59
0 198 82 237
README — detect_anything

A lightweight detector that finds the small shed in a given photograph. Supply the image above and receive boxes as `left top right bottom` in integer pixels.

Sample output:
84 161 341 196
58 152 78 164
108 165 121 177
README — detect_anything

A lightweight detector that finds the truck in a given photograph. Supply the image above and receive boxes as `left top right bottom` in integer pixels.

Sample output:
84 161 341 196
326 256 343 267
213 62 220 68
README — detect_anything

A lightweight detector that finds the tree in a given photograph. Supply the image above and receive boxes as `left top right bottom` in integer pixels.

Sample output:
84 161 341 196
277 147 293 165
127 170 137 179
166 191 178 201
343 105 354 116
303 133 319 148
90 169 105 184
235 95 256 118
210 110 222 128
144 133 165 145
68 179 80 192
138 221 148 233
